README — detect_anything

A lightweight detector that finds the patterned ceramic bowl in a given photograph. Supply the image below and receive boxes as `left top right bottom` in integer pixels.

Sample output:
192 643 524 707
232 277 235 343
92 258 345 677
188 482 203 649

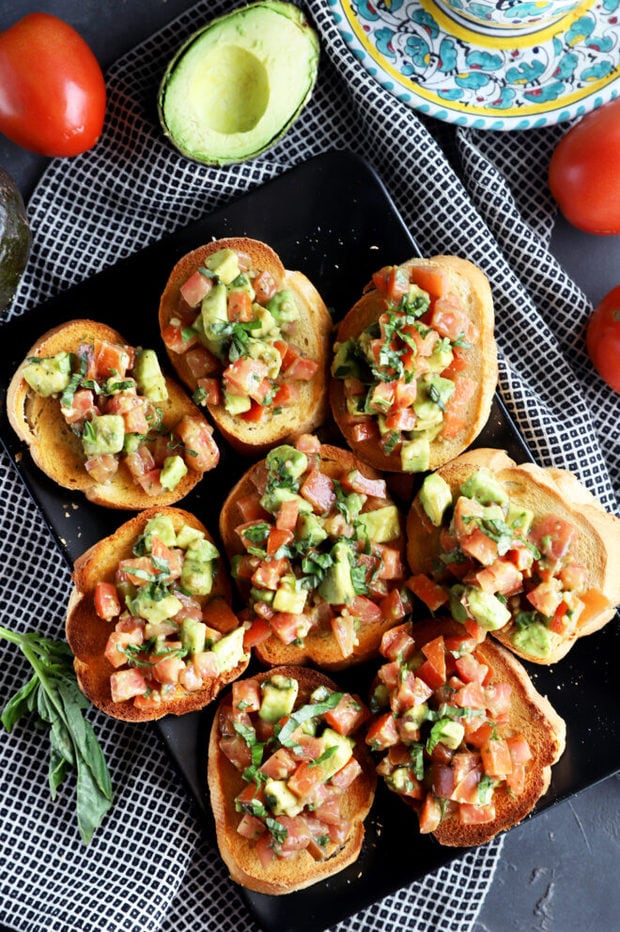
437 0 582 33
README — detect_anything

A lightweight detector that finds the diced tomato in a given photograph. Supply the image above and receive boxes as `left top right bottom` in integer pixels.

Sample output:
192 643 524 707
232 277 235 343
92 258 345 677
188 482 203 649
408 266 448 300
271 382 300 408
459 802 496 824
453 681 487 710
441 345 470 379
136 467 165 497
227 289 253 322
294 433 321 454
372 265 410 302
300 468 336 514
504 762 527 795
385 406 416 432
430 296 477 343
252 270 278 304
331 613 358 658
232 678 261 714
223 356 269 399
330 757 362 789
196 377 221 406
366 712 400 751
104 630 142 668
577 588 612 628
349 595 383 625
341 469 387 499
463 618 487 643
506 733 532 766
393 670 433 712
236 813 266 840
287 760 327 800
94 340 130 380
467 721 496 749
202 597 239 634
62 387 96 424
283 355 319 381
441 377 476 439
526 578 563 616
452 763 484 805
530 514 576 560
454 652 488 685
351 419 380 443
240 400 267 423
416 659 445 690
267 526 293 555
484 682 513 718
260 747 298 780
418 793 443 834
236 492 269 524
251 558 289 590
473 558 523 596
94 581 121 621
84 453 119 484
153 655 185 685
460 527 499 566
270 611 309 645
185 345 219 380
175 415 219 472
110 667 147 703
379 587 411 623
421 636 447 683
277 816 312 854
549 600 572 635
366 381 395 414
162 321 198 354
559 563 588 591
480 736 513 778
181 269 213 307
379 622 416 661
406 573 449 611
276 498 299 532
324 693 370 736
243 616 272 649
220 734 253 771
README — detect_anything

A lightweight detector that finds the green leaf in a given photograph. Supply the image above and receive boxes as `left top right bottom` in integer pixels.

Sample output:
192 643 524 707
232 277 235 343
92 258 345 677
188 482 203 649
1 674 38 731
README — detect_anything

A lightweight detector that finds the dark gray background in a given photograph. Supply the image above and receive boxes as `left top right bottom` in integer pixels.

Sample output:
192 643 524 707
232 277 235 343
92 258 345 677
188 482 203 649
0 2 618 931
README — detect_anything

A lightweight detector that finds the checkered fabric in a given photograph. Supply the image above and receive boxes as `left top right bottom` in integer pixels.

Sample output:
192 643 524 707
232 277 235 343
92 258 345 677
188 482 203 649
0 1 617 931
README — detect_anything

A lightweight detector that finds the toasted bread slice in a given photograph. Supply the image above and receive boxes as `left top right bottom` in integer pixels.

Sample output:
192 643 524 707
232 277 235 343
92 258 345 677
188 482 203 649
370 617 565 847
158 237 332 455
406 448 620 664
7 319 219 509
208 665 377 893
66 507 249 722
330 255 497 473
219 439 409 670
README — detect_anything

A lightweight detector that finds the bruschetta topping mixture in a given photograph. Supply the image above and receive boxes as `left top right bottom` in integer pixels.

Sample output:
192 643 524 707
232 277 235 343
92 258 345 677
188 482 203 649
95 513 247 710
218 672 370 865
231 436 410 658
367 621 531 832
331 265 478 472
162 247 319 424
409 468 609 660
21 338 218 492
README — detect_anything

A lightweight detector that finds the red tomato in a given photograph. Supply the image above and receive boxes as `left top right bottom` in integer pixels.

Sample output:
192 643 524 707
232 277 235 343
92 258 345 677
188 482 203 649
548 98 620 234
0 13 106 157
586 285 620 392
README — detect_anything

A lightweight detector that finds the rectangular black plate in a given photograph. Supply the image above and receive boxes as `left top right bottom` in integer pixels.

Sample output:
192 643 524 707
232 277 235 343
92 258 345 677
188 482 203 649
1 151 619 932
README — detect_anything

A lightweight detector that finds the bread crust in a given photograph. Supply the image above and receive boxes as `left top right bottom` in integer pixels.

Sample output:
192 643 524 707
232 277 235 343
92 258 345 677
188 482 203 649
158 237 333 455
406 618 565 847
219 442 407 670
66 506 248 722
6 319 218 509
207 665 377 893
406 448 620 664
330 255 498 473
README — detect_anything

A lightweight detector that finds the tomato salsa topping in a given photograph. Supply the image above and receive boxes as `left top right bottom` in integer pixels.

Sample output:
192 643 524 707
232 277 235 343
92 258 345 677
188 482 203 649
411 467 608 660
218 671 371 866
231 436 410 659
21 337 218 493
162 246 319 424
331 264 478 472
367 621 531 833
95 512 248 710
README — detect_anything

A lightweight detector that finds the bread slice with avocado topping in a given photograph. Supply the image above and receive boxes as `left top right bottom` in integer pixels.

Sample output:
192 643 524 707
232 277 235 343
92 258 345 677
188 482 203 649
158 236 332 456
329 255 497 474
406 448 620 665
6 319 219 509
66 506 249 722
208 665 377 893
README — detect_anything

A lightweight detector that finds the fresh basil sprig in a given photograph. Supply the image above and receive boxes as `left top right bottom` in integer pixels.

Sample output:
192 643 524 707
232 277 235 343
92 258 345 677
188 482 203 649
0 625 113 844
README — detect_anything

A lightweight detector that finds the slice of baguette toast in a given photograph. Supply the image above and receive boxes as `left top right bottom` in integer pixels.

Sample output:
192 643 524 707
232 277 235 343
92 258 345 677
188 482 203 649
158 237 332 455
219 441 408 670
375 617 566 847
6 319 218 509
330 255 497 473
66 507 249 722
208 665 377 893
406 448 620 664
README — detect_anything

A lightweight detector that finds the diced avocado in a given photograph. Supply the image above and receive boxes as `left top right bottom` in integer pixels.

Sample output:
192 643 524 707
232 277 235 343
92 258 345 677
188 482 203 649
426 373 455 408
405 283 431 313
181 537 219 595
181 617 207 655
387 766 419 795
427 340 454 373
356 504 401 543
296 512 327 547
400 436 430 473
272 575 307 614
259 673 299 722
260 488 312 516
264 778 303 816
176 523 205 549
419 472 453 527
413 382 448 427
23 352 72 397
316 727 354 780
266 289 299 324
133 348 168 402
143 513 177 549
228 272 255 299
399 703 429 740
331 340 362 379
250 585 274 605
204 247 240 284
265 444 308 481
318 540 355 605
160 455 188 491
251 304 277 337
467 587 511 631
449 584 469 623
506 502 534 536
427 718 465 752
460 468 509 507
82 414 125 456
123 432 143 454
511 621 558 660
246 338 282 379
200 282 228 348
211 626 247 672
224 392 252 415
129 588 183 624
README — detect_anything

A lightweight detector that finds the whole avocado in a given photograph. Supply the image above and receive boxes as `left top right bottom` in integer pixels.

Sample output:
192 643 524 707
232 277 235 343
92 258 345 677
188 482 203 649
0 167 31 311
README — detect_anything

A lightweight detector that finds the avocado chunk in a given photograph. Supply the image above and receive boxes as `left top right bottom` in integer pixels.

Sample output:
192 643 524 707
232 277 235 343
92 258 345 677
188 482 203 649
176 523 205 549
467 587 511 631
511 620 559 660
419 472 453 527
460 468 509 507
272 574 307 614
142 513 177 549
296 512 328 547
265 444 308 482
212 626 247 672
204 247 240 284
23 352 72 397
318 540 355 605
129 587 183 625
357 504 401 543
181 617 207 655
264 777 303 816
160 455 188 491
82 414 125 457
181 537 219 596
259 673 299 722
315 727 354 780
427 718 465 753
133 348 168 402
157 1 320 166
400 436 430 473
266 288 299 324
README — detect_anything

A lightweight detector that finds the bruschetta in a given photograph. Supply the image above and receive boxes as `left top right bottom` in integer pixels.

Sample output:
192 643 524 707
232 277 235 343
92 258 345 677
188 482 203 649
366 617 566 846
219 434 411 671
208 665 377 894
6 319 219 509
330 255 497 473
158 237 332 455
405 448 620 664
66 507 250 721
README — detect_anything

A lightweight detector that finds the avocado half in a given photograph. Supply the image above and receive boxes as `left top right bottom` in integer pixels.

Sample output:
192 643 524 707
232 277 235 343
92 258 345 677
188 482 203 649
158 1 320 166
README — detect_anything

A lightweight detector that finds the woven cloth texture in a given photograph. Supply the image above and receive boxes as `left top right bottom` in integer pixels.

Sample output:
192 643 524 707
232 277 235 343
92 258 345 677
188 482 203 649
0 1 617 931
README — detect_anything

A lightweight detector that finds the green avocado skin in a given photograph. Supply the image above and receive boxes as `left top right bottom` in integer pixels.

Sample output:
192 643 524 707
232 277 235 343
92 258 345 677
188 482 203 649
0 167 31 312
